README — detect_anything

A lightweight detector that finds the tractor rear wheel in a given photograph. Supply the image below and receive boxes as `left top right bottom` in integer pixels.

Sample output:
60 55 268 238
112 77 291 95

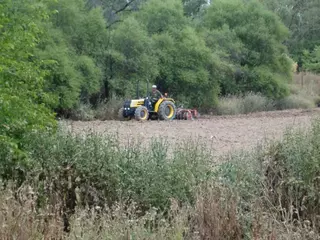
158 101 176 121
134 106 149 121
118 108 131 121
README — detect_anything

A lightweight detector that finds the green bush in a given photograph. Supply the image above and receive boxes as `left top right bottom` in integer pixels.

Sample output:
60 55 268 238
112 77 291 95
0 126 212 213
0 0 56 156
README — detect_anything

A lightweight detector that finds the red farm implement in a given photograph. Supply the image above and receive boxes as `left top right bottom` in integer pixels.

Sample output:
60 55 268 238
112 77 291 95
175 108 200 120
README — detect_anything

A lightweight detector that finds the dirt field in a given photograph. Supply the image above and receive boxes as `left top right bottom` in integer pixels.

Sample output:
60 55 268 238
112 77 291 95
68 108 320 156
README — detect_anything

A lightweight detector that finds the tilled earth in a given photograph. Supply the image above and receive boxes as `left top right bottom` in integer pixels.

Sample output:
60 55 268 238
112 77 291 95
68 108 320 155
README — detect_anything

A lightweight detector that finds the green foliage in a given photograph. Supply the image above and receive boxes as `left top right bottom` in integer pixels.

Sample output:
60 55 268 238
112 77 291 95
264 120 320 231
216 91 315 115
182 0 207 16
107 16 158 96
70 103 96 121
263 0 320 59
137 0 220 108
1 128 212 212
138 0 187 34
202 0 293 99
36 0 105 109
0 0 56 153
303 46 320 73
2 0 319 136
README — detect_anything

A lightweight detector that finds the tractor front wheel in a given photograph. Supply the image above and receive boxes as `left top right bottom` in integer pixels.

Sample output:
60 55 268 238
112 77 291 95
134 106 149 121
158 101 176 121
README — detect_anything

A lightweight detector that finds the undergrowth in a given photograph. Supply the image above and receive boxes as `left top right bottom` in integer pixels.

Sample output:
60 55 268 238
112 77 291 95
1 120 320 239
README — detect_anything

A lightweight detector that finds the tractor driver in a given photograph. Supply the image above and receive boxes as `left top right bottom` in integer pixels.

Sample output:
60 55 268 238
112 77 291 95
151 85 163 106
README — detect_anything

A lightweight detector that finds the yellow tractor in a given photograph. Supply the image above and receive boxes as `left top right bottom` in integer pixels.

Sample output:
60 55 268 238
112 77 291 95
118 83 177 121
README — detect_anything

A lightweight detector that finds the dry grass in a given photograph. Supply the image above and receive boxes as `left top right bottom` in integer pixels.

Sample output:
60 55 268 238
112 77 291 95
293 72 320 93
292 72 320 104
94 96 123 120
0 184 65 240
1 182 318 240
193 183 243 240
216 92 275 115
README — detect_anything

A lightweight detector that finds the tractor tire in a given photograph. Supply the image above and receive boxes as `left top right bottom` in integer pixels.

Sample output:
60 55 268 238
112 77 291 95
118 108 130 121
134 106 149 121
158 101 176 121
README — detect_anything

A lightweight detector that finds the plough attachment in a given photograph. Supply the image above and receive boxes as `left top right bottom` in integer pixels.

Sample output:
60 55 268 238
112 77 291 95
175 108 199 120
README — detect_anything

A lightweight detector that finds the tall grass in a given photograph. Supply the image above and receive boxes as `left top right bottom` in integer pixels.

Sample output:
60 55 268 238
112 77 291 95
216 92 275 115
276 94 315 110
216 91 316 116
1 120 320 239
95 96 123 120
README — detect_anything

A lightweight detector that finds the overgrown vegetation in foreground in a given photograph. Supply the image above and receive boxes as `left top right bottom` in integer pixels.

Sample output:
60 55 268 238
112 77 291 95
1 120 320 239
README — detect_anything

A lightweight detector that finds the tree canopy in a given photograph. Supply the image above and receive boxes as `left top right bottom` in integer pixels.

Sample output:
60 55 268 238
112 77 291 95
0 0 56 153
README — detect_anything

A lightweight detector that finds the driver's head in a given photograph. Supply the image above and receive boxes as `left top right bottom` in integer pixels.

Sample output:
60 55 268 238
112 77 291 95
152 85 157 92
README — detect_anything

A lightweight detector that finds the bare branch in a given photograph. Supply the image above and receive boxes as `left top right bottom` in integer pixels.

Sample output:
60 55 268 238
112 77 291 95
115 0 136 14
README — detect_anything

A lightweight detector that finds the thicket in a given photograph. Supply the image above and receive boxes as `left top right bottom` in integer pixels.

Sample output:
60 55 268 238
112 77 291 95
1 120 320 238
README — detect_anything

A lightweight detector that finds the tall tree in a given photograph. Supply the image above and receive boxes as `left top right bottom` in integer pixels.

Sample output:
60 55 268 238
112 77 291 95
202 0 292 98
263 0 320 59
137 0 220 108
106 16 158 97
36 0 106 110
0 0 56 152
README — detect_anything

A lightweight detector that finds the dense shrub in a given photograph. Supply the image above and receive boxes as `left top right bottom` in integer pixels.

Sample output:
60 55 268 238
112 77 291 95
0 126 212 214
0 0 56 155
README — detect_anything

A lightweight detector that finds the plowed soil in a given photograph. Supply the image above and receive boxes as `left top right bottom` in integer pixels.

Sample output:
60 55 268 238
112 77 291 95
68 109 320 155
